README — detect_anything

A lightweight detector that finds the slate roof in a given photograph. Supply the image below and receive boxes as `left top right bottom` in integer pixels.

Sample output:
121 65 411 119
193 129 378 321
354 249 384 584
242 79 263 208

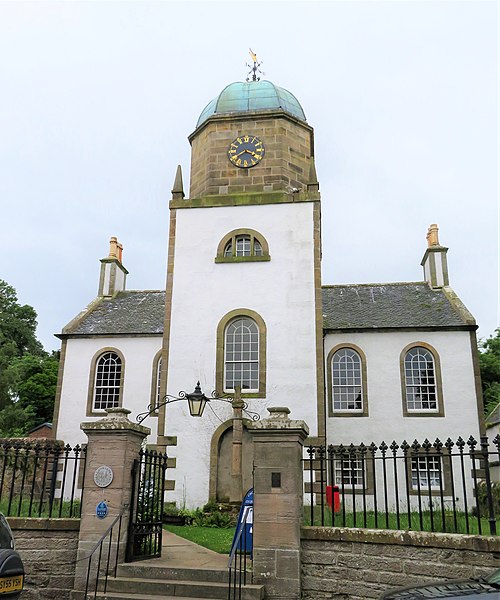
486 403 500 427
62 291 165 336
61 283 473 337
322 283 472 330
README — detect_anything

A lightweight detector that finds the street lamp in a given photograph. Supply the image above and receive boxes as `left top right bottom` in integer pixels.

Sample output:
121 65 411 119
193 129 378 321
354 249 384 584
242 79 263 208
135 381 260 424
184 381 208 417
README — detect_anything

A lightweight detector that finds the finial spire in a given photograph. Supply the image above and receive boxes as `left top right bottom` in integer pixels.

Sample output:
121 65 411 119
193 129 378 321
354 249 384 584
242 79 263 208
246 48 264 82
171 165 185 200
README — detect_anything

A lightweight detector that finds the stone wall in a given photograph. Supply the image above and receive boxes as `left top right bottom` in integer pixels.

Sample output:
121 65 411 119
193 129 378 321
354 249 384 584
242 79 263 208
301 527 500 600
8 518 80 600
189 112 314 198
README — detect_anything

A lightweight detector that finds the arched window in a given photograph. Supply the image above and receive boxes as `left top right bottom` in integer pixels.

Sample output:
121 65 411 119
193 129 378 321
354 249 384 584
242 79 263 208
401 343 444 416
216 309 266 397
216 229 270 263
327 345 368 417
225 318 259 391
87 349 124 415
149 351 162 416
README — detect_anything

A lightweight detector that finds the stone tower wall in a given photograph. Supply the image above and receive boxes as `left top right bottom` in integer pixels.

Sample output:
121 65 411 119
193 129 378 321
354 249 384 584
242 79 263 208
189 112 314 198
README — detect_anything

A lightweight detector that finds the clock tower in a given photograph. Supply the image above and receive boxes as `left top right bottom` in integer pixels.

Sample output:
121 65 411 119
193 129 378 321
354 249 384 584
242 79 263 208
158 72 324 507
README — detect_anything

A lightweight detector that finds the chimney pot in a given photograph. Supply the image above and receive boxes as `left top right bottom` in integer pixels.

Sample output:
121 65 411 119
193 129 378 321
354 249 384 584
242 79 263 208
426 224 440 247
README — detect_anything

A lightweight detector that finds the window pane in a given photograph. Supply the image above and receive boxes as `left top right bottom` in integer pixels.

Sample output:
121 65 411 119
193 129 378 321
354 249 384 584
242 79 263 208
411 456 441 489
334 458 364 487
155 356 162 412
224 318 259 391
332 348 363 411
94 352 122 410
235 235 251 256
224 240 233 257
405 348 437 411
254 240 263 256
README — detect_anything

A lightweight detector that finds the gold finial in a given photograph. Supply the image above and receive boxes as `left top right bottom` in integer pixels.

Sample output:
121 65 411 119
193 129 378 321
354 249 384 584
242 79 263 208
426 224 440 247
246 48 264 82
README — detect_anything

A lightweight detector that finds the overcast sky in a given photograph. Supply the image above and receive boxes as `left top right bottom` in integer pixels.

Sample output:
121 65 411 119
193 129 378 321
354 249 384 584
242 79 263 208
0 0 498 352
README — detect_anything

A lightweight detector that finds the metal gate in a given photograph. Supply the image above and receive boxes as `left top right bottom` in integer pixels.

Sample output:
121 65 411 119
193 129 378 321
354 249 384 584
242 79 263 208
126 448 168 561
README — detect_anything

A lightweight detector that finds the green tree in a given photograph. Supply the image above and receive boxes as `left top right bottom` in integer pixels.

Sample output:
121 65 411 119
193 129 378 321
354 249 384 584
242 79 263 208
478 328 500 419
7 352 59 423
0 279 57 435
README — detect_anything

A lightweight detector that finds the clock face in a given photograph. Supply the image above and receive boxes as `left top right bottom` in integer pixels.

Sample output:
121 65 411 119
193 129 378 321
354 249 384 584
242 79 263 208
228 135 265 168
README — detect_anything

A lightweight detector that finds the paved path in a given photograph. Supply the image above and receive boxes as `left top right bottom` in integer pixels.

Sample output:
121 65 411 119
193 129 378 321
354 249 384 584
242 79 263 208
149 529 229 570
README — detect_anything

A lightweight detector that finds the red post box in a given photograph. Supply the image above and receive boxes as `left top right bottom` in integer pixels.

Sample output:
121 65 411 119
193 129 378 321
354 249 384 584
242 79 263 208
326 485 340 513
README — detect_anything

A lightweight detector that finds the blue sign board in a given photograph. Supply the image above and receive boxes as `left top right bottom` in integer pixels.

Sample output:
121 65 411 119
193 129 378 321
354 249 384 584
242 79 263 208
96 501 108 519
230 488 253 557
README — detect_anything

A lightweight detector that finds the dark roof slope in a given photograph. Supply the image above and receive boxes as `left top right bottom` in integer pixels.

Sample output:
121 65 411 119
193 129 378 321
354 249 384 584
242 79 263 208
322 283 472 330
486 403 500 427
62 291 165 336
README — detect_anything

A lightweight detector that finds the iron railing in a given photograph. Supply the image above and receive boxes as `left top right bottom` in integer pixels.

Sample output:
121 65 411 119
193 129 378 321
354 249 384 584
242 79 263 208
83 513 123 600
126 448 167 561
228 505 252 600
303 434 500 535
0 440 86 518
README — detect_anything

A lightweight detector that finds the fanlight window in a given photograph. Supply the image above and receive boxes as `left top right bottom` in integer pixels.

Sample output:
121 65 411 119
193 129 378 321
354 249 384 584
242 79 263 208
224 235 263 258
217 230 269 263
224 318 259 392
332 348 363 411
404 347 437 411
94 351 122 411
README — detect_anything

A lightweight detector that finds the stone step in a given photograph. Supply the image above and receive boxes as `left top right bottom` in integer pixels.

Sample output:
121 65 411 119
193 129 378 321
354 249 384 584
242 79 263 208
97 594 208 600
104 576 264 600
116 564 230 583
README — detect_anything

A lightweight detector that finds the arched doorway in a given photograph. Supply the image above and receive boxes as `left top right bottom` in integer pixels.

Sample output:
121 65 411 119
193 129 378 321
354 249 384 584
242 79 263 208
209 420 254 503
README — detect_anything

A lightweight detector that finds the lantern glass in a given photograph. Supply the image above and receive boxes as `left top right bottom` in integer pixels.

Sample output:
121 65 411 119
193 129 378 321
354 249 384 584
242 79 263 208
188 396 206 417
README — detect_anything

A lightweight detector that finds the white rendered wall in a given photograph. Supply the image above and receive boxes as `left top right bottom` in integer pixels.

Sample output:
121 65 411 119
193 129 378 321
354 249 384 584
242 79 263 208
165 201 319 508
55 336 162 447
324 329 481 445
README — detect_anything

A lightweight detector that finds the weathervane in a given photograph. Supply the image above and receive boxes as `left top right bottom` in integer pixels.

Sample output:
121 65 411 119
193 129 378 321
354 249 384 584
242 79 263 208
246 48 264 82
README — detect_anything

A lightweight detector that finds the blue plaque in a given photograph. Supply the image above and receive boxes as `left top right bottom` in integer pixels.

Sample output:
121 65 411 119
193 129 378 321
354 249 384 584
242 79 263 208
96 501 108 519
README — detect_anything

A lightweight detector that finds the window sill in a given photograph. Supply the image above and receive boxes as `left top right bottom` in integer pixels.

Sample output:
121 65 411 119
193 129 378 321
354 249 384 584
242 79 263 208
215 256 271 263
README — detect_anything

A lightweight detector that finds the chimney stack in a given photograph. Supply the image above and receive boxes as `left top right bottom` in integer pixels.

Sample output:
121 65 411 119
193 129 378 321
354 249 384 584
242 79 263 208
421 224 449 288
98 237 129 297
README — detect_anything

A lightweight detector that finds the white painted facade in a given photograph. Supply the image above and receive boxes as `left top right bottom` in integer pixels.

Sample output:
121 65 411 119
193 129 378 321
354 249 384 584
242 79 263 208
56 336 162 447
164 202 319 507
53 79 486 510
324 329 481 446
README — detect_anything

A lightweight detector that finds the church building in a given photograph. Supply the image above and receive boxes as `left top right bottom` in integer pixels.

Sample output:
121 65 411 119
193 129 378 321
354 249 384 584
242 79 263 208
52 69 484 508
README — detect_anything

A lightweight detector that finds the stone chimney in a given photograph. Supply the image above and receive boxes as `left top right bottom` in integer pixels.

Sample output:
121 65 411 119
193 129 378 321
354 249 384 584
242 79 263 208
98 237 129 297
421 224 449 288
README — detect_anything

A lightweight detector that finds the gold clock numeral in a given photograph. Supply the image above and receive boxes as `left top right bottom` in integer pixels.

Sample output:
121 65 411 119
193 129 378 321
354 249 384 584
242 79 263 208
227 135 265 168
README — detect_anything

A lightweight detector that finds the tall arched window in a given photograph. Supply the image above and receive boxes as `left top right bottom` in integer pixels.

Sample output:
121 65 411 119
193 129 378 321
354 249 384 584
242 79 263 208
87 350 124 415
401 343 444 416
225 318 259 391
149 351 162 416
216 309 266 397
327 345 368 417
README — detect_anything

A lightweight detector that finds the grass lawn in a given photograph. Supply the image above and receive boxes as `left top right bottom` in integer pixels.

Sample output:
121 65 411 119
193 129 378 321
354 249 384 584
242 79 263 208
165 524 236 554
303 507 499 535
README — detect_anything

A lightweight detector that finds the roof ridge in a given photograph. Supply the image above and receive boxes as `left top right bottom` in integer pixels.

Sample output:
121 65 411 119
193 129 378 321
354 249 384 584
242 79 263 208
322 281 427 289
